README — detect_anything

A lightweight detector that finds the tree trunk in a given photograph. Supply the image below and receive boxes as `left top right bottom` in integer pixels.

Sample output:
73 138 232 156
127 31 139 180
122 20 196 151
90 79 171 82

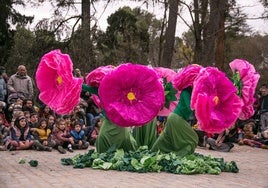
201 0 221 66
215 0 227 70
161 0 179 68
81 0 96 70
193 0 204 64
158 0 168 66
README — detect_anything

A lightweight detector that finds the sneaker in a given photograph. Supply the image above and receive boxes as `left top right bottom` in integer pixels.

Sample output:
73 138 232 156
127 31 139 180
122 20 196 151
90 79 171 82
33 140 45 151
44 147 52 152
67 147 74 153
82 142 90 149
57 146 66 154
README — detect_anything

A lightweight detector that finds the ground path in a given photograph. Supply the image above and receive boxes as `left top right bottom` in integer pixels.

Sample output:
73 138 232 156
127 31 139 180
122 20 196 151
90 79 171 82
0 144 267 188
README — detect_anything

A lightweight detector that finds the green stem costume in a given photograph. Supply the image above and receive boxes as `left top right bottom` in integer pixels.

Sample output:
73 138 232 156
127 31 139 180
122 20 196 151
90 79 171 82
151 89 198 157
132 118 157 149
96 118 138 153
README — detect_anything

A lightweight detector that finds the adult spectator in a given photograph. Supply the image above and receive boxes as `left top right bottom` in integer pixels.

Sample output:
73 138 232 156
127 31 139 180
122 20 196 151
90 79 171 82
0 66 9 83
0 70 7 102
22 98 38 113
74 68 85 82
259 84 268 137
7 65 34 99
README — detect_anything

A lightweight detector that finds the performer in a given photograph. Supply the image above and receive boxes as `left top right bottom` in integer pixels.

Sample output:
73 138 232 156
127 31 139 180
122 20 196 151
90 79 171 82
151 87 198 157
96 117 137 153
132 118 158 149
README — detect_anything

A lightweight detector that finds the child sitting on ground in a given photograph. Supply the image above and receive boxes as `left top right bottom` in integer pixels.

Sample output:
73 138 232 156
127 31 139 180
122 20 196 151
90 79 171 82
8 98 23 118
238 120 268 149
70 120 89 149
31 118 55 152
52 118 74 154
206 126 235 152
88 117 102 146
6 115 34 151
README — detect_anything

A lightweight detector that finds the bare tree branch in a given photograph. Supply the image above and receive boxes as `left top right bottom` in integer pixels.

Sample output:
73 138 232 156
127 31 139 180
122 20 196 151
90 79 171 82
178 0 194 33
52 15 81 33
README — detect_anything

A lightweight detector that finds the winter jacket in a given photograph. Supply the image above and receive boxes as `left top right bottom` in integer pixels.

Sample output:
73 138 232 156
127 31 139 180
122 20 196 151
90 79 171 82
7 73 34 99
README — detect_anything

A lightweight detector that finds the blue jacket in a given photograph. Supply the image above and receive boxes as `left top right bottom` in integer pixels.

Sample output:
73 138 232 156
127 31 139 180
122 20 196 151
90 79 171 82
70 130 85 141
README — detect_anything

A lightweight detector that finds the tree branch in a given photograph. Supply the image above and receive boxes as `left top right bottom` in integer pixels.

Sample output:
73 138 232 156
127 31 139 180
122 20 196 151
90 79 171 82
178 0 194 33
52 15 81 33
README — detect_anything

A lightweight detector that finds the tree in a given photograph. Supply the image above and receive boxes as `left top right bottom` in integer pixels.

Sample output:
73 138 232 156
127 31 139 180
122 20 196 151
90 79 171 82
6 27 62 77
201 0 228 67
226 34 268 85
160 0 180 68
97 6 157 65
0 0 33 66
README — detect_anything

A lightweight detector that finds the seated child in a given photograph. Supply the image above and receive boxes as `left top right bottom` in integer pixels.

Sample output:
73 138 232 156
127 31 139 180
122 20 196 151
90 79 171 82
207 127 235 152
238 121 268 149
88 117 102 146
70 120 89 149
6 116 34 151
31 118 55 152
8 98 23 118
52 118 74 154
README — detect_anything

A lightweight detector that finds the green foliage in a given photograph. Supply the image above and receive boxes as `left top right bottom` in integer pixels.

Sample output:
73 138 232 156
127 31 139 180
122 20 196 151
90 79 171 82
61 146 239 175
18 158 26 164
231 71 243 97
29 160 38 167
98 6 157 65
0 0 33 65
6 27 61 78
163 78 177 108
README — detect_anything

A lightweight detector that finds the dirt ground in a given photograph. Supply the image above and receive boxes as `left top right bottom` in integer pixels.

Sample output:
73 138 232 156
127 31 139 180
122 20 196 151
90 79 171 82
0 144 267 188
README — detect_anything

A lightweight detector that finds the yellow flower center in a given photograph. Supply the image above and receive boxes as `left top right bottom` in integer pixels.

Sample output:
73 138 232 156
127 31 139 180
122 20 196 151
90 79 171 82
127 92 136 101
56 76 63 85
213 96 219 105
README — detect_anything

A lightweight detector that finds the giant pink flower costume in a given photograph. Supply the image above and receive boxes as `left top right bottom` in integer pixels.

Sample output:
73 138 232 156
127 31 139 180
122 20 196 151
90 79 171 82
153 67 179 116
191 67 242 133
229 59 260 120
86 65 115 87
85 65 115 109
36 49 83 114
172 64 203 91
99 63 165 127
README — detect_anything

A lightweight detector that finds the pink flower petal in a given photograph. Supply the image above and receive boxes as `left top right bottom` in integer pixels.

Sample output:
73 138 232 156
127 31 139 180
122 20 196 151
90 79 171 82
191 67 242 133
36 49 83 114
99 63 165 127
229 59 260 120
90 94 102 109
153 67 180 116
172 64 203 91
85 65 115 87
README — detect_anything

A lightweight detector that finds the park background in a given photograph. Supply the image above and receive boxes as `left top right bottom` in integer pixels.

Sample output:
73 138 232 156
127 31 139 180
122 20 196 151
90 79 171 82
1 0 268 99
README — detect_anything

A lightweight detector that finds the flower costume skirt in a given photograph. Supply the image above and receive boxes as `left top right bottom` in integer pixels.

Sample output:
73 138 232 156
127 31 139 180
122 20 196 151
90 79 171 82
96 118 138 153
151 113 198 157
132 118 158 149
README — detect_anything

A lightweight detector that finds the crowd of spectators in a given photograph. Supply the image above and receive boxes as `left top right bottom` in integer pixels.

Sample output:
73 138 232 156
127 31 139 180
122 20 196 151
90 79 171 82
0 66 103 153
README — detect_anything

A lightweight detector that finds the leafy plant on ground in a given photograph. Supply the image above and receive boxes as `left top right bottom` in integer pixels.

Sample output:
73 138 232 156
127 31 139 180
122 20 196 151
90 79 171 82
61 146 239 175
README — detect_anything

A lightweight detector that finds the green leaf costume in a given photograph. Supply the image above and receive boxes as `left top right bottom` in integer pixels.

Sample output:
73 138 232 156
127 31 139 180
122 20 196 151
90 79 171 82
151 89 198 157
132 118 158 149
96 118 138 153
